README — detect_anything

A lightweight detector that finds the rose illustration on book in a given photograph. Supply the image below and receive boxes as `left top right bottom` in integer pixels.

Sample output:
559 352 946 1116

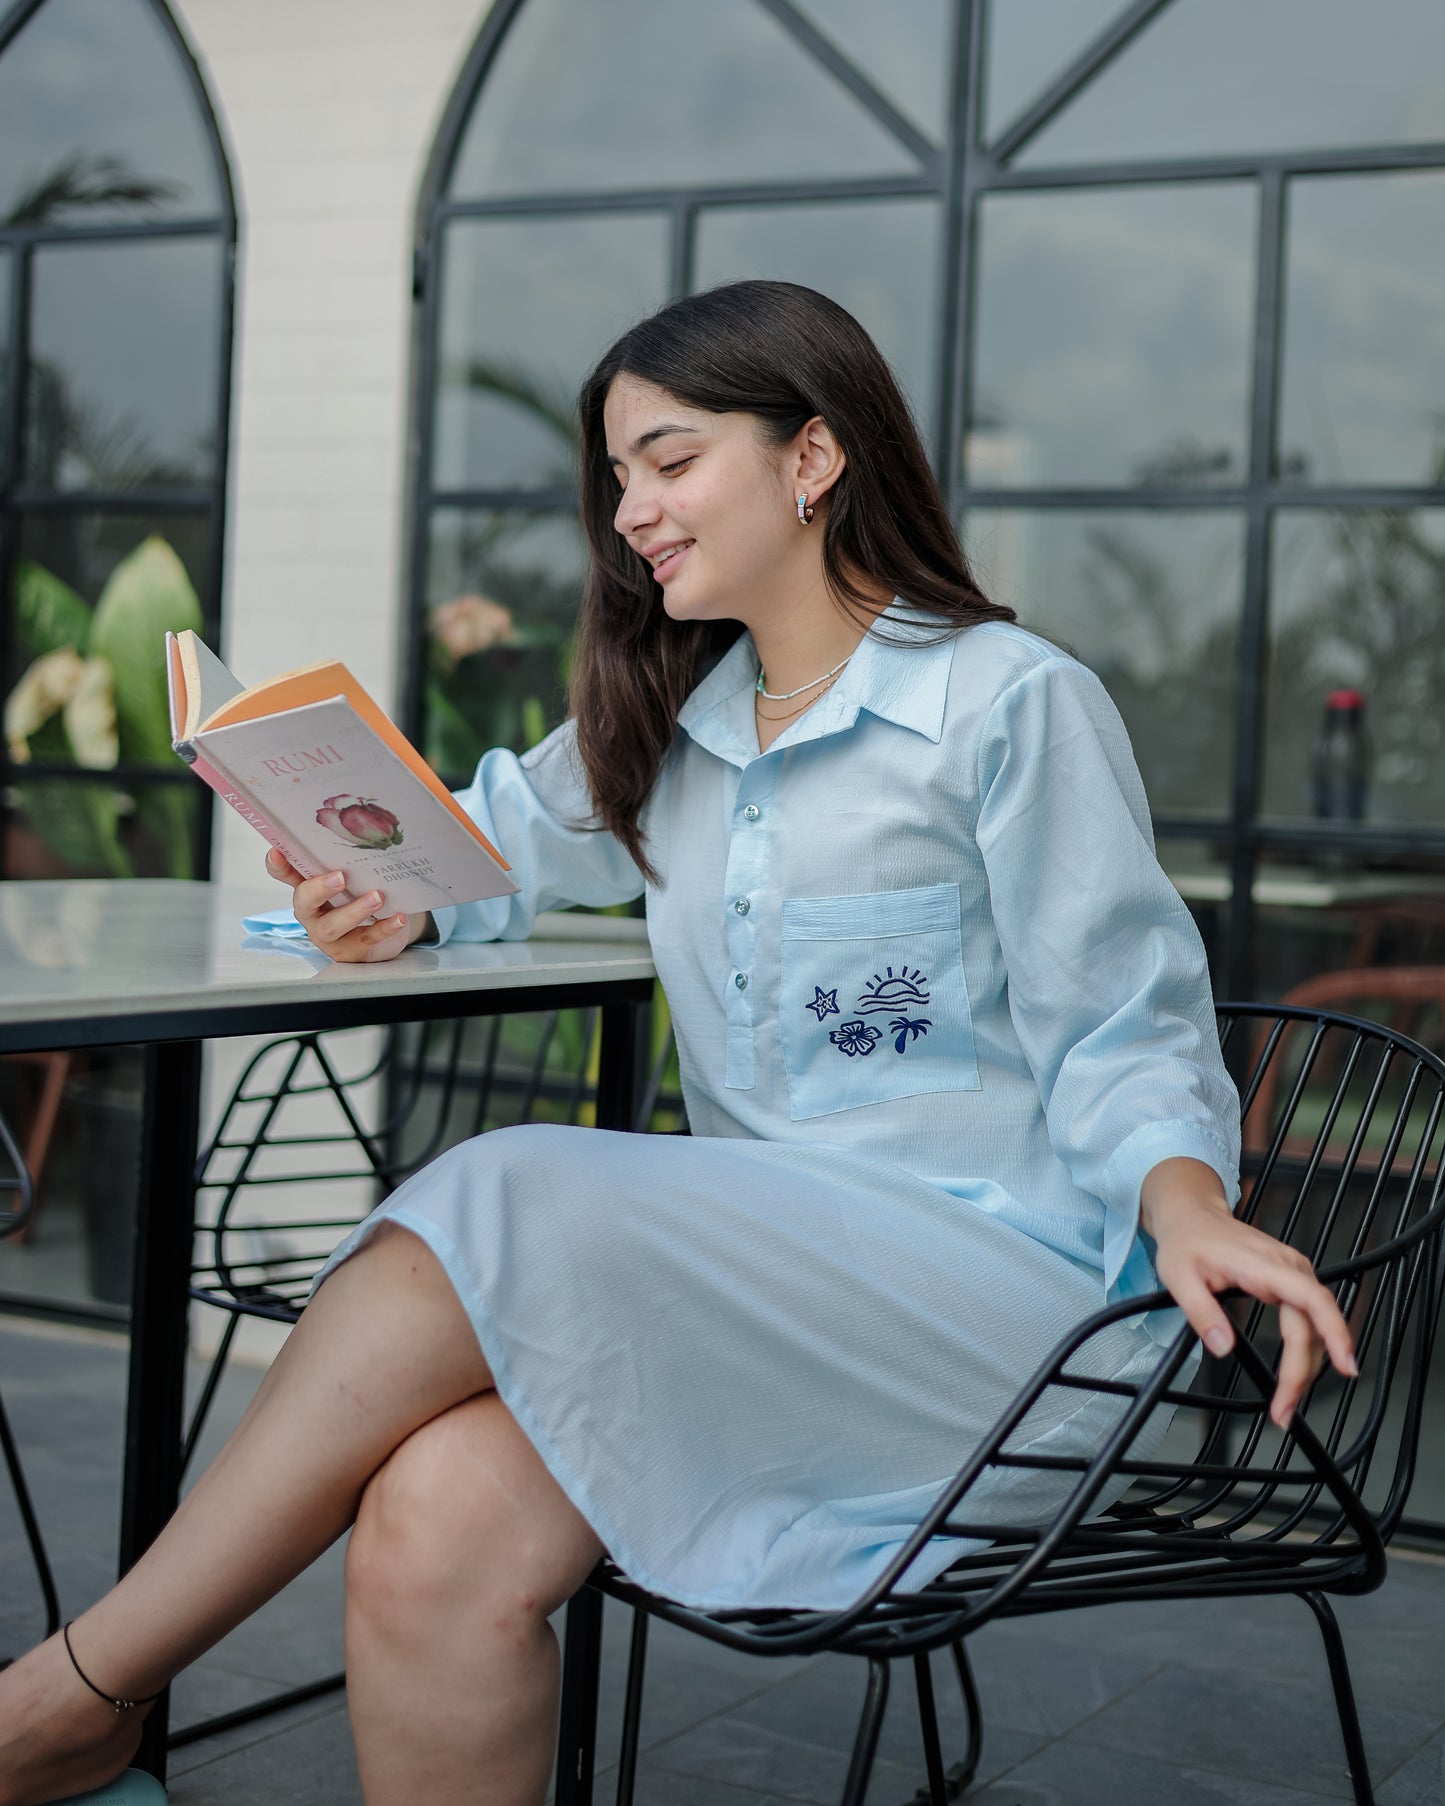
315 794 404 849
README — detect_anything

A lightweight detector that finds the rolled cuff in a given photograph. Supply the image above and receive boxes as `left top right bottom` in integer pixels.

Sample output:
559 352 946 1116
1096 1117 1239 1301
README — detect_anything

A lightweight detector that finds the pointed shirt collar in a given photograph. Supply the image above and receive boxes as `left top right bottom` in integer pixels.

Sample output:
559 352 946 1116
676 601 958 771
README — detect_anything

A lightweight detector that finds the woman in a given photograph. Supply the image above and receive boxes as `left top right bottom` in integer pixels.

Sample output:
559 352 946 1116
0 282 1353 1806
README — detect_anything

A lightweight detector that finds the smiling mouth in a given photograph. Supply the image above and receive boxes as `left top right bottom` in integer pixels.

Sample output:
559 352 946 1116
649 540 694 578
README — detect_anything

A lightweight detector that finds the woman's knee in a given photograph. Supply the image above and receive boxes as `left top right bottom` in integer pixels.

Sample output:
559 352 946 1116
346 1394 599 1631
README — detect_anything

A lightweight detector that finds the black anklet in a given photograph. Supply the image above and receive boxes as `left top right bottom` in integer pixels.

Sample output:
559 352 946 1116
62 1622 163 1714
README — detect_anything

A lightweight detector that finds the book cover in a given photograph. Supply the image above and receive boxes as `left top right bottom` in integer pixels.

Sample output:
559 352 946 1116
167 631 518 917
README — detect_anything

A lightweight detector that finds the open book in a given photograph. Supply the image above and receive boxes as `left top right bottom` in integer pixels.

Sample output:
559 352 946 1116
166 631 518 916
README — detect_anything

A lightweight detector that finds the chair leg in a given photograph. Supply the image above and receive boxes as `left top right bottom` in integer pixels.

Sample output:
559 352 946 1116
841 1658 890 1806
614 1608 648 1806
0 1388 60 1640
1300 1591 1375 1806
947 1640 983 1794
914 1652 950 1805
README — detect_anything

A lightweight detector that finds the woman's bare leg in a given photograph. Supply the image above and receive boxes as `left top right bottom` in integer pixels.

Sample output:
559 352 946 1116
345 1393 602 1806
0 1224 494 1806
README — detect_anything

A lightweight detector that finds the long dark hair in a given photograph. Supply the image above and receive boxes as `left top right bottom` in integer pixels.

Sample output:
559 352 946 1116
571 280 1013 878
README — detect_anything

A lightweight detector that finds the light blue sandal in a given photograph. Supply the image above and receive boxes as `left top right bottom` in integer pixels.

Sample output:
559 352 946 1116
52 1774 167 1804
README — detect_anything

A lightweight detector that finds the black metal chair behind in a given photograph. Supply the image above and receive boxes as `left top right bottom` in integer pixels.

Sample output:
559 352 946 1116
588 1002 1445 1806
0 1107 61 1659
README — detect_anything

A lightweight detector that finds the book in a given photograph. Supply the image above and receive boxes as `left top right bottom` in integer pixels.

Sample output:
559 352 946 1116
166 630 518 916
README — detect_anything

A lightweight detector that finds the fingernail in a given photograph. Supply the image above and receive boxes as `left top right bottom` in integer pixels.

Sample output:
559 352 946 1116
367 892 382 908
1344 1354 1359 1377
1204 1327 1232 1356
392 915 406 928
325 871 345 890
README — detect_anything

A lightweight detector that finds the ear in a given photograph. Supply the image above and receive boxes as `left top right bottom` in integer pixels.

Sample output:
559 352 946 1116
791 415 846 505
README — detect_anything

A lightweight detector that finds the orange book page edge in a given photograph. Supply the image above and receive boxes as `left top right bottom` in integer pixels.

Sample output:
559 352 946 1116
200 660 511 870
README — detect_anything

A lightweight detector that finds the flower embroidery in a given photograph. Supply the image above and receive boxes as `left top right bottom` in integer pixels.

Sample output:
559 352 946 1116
889 1016 932 1053
806 985 840 1021
829 1020 882 1057
856 965 930 1015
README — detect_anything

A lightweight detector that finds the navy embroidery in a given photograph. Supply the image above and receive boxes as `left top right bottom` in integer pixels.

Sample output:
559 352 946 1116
829 1020 882 1057
806 985 840 1021
889 1016 932 1053
856 965 930 1015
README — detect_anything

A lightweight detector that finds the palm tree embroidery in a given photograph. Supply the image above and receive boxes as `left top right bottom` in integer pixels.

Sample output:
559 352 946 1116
889 1017 932 1054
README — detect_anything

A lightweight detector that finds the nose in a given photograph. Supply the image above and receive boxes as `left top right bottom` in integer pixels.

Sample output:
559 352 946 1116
613 474 661 541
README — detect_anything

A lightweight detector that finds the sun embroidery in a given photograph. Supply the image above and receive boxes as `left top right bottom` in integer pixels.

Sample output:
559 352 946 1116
855 965 930 1015
806 985 840 1021
829 1020 882 1057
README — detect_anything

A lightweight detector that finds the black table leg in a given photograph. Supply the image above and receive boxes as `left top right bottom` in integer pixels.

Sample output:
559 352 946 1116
122 1039 203 1782
555 997 648 1806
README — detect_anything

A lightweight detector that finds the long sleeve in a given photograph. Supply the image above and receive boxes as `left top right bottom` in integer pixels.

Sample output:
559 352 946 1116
432 720 646 944
974 654 1240 1301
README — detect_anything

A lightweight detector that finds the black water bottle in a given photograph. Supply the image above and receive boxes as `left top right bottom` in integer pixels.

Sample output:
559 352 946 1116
1310 688 1370 821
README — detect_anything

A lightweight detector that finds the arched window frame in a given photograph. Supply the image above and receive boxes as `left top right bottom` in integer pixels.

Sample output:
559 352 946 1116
408 0 1445 1001
0 0 237 881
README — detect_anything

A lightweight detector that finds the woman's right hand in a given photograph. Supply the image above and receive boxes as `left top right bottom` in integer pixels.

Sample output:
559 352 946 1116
265 849 429 963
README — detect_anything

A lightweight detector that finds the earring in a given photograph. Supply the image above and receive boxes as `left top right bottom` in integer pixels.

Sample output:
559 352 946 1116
796 493 815 525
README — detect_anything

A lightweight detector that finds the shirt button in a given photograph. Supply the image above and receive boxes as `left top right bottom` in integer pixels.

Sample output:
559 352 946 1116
733 898 750 916
742 803 760 822
734 972 749 991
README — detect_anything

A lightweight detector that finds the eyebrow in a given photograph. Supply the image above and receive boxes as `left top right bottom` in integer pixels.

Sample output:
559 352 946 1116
607 423 700 467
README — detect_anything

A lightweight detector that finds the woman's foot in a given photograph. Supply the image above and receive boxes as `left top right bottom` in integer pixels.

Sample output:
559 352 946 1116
0 1634 150 1806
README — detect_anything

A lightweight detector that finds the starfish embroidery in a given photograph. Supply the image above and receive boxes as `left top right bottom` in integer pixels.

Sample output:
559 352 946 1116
806 986 840 1021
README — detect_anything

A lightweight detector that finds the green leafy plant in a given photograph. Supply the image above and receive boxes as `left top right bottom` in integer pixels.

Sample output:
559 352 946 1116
4 535 203 877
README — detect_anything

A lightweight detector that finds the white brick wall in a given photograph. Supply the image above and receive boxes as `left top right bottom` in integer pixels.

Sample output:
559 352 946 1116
168 0 499 1359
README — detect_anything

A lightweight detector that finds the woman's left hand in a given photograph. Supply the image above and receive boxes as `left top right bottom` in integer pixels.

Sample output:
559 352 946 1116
1140 1157 1357 1428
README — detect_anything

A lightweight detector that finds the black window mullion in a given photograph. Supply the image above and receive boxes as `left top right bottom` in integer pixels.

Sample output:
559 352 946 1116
668 200 694 303
402 213 449 749
751 0 943 175
932 0 979 491
987 0 1176 166
1223 170 1289 1004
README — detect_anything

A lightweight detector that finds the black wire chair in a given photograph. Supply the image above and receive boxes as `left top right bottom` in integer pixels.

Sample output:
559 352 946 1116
586 1002 1445 1806
0 1107 61 1659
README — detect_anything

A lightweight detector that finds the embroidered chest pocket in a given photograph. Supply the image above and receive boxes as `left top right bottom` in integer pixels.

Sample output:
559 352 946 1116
778 882 980 1121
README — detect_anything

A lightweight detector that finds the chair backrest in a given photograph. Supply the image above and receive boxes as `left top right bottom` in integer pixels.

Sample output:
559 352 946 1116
0 1106 34 1241
895 1003 1445 1635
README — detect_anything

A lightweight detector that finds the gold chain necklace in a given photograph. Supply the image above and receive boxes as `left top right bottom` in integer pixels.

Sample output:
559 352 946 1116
754 673 841 724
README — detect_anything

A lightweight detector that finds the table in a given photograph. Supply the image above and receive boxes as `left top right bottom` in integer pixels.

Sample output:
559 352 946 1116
0 878 655 1796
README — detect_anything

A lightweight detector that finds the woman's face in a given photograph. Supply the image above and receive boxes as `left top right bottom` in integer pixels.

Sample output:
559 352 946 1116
604 374 813 626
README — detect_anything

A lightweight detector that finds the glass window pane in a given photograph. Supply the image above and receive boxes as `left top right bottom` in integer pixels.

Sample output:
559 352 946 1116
0 0 219 225
422 510 584 778
448 0 919 201
5 516 212 851
967 185 1255 488
1017 0 1445 168
786 0 952 141
983 0 1127 142
1278 173 1445 488
432 215 669 494
1251 854 1445 1012
0 249 10 487
1265 510 1445 829
25 238 223 491
693 199 941 443
960 507 1245 816
3 775 201 879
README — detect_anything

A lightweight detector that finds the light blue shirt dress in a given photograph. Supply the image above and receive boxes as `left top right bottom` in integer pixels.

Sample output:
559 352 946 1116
313 613 1240 1611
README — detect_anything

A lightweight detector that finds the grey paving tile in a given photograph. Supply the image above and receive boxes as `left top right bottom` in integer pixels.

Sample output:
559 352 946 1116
167 1699 359 1804
637 1708 933 1806
964 1739 1347 1805
722 1651 1044 1789
1070 1662 1440 1801
1379 1725 1445 1806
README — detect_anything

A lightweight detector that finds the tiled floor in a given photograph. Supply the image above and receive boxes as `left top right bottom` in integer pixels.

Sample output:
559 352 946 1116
2 1315 1444 1805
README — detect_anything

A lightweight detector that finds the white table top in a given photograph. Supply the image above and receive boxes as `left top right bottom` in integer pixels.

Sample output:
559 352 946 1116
1166 867 1445 910
0 880 655 1045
